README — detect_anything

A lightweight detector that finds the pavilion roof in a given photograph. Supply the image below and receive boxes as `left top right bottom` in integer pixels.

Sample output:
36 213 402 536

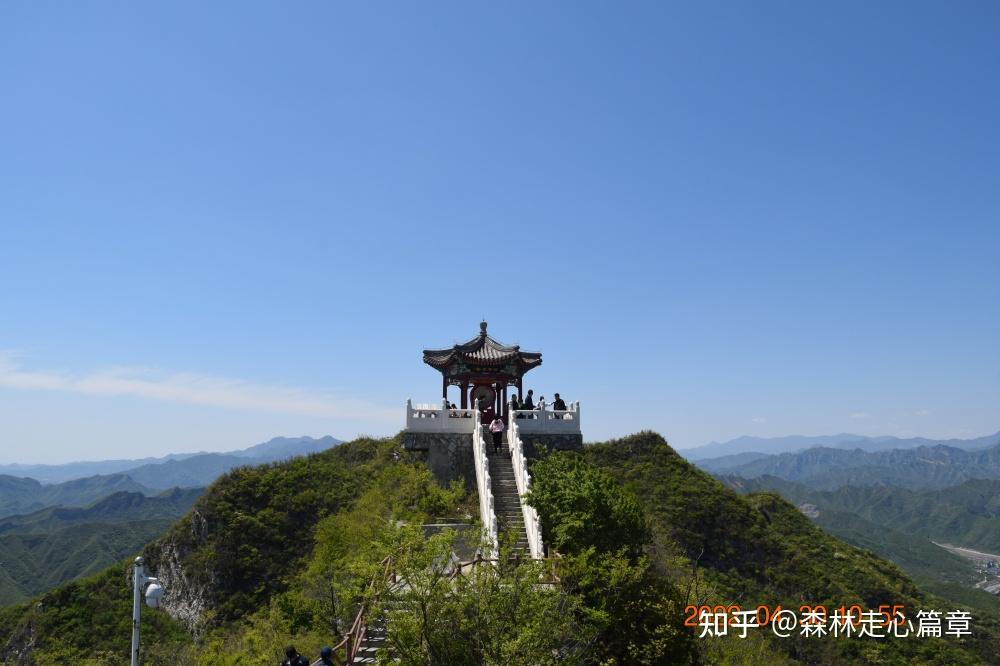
423 322 542 373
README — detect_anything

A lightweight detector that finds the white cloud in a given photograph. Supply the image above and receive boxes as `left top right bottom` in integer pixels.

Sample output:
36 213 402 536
849 412 871 420
914 409 931 417
751 416 767 424
0 352 397 423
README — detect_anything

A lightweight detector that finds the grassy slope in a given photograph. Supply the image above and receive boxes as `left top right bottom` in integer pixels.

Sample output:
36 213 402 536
581 432 999 665
0 519 175 606
0 564 191 665
0 489 202 608
0 436 400 663
141 436 392 625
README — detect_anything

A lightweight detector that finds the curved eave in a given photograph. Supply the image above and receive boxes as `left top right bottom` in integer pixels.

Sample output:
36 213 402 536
422 351 542 372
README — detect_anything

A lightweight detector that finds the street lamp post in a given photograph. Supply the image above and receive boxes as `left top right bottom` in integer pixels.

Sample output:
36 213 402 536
131 556 164 666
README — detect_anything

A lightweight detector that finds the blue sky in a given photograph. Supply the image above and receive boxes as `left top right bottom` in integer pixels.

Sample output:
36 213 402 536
1 2 998 463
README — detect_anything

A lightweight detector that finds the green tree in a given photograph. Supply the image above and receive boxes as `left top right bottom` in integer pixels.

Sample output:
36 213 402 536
526 453 648 558
527 452 698 664
372 527 592 665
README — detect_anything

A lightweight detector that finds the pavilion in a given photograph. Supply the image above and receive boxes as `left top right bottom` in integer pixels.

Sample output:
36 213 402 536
423 321 541 420
404 322 582 496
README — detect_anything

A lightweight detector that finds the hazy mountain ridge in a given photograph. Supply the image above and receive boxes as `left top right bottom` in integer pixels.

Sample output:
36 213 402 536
698 442 1000 490
0 437 340 609
0 436 340 518
0 474 153 519
684 431 1000 461
0 435 341 484
122 453 261 489
0 488 203 536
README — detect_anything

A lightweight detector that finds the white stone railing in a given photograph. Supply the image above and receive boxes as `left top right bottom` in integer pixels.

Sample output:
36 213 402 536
471 412 498 560
509 401 581 434
508 411 545 559
405 398 477 433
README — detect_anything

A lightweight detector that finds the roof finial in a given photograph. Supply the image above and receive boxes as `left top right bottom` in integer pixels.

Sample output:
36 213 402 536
480 320 488 336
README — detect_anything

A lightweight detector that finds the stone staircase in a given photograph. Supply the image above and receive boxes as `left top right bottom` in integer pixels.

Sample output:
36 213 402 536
350 614 387 663
487 438 529 551
350 584 404 663
348 435 532 662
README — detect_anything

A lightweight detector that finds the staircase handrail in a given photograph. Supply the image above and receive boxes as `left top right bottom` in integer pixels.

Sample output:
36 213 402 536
334 555 396 663
507 405 545 559
448 551 560 585
471 409 499 559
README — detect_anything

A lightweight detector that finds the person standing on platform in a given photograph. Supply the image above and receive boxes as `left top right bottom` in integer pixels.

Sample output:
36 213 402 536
553 393 567 411
489 415 505 453
522 390 535 409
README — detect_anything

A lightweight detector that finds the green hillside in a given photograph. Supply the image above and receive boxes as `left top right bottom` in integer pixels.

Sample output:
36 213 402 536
1 433 997 664
0 474 154 519
726 475 1000 560
720 474 1000 619
581 432 998 664
0 519 174 607
0 489 202 607
0 488 202 536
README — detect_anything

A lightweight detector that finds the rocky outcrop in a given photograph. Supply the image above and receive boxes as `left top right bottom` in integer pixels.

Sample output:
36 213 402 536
141 507 214 634
1 611 34 665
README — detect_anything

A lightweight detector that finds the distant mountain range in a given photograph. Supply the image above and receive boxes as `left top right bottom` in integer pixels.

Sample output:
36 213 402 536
0 488 202 606
722 474 1000 607
0 435 341 608
0 473 152 518
719 474 1000 614
723 475 1000 553
0 488 203 536
681 431 1000 461
696 442 1000 490
0 435 341 484
0 436 340 518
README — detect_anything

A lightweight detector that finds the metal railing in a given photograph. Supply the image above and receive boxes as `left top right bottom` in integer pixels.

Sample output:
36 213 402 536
333 555 396 663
